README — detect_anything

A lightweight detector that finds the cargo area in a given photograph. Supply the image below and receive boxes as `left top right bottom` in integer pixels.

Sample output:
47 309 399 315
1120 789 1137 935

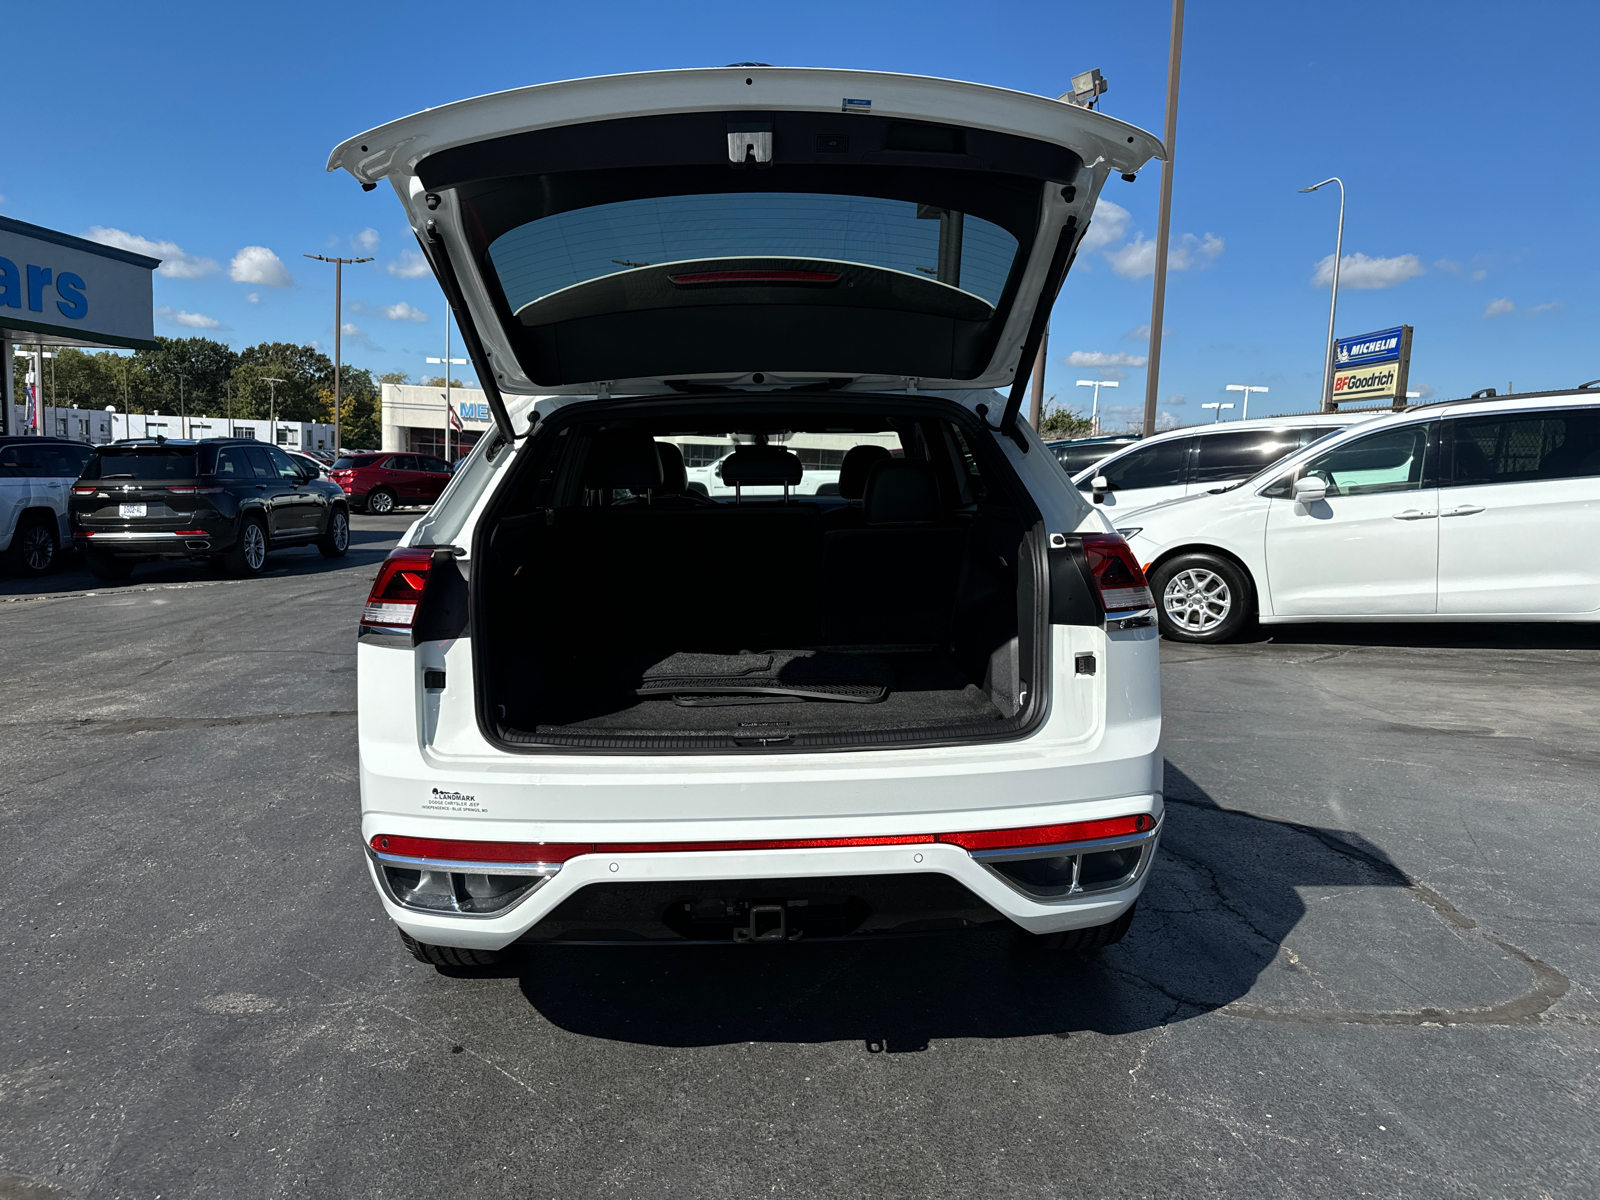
472 398 1048 751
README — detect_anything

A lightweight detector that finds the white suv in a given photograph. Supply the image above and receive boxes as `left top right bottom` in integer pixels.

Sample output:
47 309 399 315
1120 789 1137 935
1072 412 1370 516
331 67 1167 965
0 437 95 576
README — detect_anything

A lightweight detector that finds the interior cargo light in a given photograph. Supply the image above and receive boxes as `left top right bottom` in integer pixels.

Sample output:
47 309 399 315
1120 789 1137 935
1081 533 1155 612
361 548 435 628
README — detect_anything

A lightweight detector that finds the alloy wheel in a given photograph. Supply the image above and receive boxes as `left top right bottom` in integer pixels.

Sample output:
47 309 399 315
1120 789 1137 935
21 525 54 572
1162 568 1232 635
332 511 349 550
243 523 266 571
369 490 394 514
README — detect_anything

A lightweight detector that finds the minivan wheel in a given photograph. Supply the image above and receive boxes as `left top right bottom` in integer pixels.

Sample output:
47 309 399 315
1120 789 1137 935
223 518 269 578
398 929 504 968
1024 903 1137 953
7 516 57 576
366 487 397 515
87 550 135 581
317 507 350 558
1150 553 1254 643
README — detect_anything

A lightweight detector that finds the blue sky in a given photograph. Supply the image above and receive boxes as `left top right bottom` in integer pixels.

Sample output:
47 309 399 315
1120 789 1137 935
7 0 1594 426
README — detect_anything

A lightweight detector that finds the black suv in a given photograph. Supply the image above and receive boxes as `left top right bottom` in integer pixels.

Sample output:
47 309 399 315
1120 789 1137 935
70 438 350 581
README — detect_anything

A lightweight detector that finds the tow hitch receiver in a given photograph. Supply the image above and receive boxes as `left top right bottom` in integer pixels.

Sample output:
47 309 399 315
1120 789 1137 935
735 904 789 943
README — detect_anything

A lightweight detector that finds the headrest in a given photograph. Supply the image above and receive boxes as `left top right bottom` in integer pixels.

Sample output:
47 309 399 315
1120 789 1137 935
654 441 688 494
583 432 662 490
838 444 892 500
721 445 802 487
864 460 941 526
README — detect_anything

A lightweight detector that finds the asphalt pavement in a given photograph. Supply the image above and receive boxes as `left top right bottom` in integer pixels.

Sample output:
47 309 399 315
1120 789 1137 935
1 520 1596 1199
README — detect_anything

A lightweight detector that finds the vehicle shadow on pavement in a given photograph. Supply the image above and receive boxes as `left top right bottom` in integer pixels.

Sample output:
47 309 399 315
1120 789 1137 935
0 527 398 598
501 764 1413 1048
1241 621 1600 652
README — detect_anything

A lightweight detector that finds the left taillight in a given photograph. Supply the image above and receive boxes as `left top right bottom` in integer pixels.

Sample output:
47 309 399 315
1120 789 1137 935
71 486 96 495
361 548 434 630
1082 533 1155 614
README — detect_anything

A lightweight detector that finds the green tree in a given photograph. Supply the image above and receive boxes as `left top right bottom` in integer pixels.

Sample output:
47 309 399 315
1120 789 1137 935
1038 399 1095 440
131 336 239 416
230 342 336 422
319 367 382 450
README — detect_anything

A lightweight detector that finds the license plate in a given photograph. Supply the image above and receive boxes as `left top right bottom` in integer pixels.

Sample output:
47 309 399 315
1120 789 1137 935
119 503 146 518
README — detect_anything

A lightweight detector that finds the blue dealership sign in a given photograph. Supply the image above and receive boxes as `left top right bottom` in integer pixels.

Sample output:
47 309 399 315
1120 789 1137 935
1335 326 1405 368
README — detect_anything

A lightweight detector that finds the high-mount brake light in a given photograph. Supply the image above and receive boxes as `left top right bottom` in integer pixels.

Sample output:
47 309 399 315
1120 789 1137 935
668 269 841 285
368 816 1156 865
1081 533 1155 612
361 548 434 629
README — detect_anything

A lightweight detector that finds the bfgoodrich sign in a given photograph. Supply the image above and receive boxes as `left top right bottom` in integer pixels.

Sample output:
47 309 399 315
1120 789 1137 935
1331 324 1412 408
0 216 159 351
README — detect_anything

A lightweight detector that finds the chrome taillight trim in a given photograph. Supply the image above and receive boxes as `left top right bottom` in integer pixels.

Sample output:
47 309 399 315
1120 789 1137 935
369 848 565 877
968 824 1160 863
974 819 1161 901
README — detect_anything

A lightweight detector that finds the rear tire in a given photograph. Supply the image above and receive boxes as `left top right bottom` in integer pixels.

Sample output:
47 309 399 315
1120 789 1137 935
366 487 397 515
317 507 350 558
87 550 135 581
222 517 268 578
7 515 58 576
1150 553 1255 643
1025 903 1138 953
398 929 504 968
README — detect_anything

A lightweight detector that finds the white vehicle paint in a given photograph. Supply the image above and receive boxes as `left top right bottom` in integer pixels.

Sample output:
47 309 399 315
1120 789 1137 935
0 438 94 574
1118 390 1600 642
333 68 1167 962
1071 412 1371 516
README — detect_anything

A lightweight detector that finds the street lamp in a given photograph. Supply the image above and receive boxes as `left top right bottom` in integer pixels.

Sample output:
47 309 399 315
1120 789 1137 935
1299 177 1346 413
426 308 468 462
1201 401 1234 423
1075 378 1119 435
303 253 374 447
261 377 286 444
1225 383 1268 420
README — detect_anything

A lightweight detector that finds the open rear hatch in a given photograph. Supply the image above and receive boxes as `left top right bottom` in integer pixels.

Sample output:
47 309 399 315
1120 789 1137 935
328 67 1163 435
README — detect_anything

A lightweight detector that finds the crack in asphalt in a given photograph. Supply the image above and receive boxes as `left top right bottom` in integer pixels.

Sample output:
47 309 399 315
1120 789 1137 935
1160 794 1572 1027
72 711 356 734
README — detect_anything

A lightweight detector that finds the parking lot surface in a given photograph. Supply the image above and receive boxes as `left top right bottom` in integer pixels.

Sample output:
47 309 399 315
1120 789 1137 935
1 520 1596 1199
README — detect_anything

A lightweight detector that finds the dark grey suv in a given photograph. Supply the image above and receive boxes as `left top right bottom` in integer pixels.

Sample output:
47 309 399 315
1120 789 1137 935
70 439 350 581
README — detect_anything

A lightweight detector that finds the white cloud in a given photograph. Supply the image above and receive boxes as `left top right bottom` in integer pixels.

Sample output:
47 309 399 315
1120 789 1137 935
85 226 219 279
386 250 431 279
1124 324 1173 341
156 305 223 330
1312 251 1424 290
355 228 381 252
246 292 261 305
1154 412 1181 431
1105 231 1223 279
1434 257 1462 275
1078 198 1131 253
1068 350 1148 369
1471 268 1487 282
381 301 429 322
1412 383 1435 400
1483 297 1515 317
1527 301 1561 314
1166 393 1187 406
339 322 382 351
230 246 293 288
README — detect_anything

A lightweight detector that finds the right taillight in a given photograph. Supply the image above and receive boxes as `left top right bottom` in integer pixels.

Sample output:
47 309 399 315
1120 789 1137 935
1082 533 1155 614
362 548 434 629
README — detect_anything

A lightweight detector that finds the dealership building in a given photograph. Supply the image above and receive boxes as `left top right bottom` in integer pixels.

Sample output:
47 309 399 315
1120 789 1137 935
381 383 495 459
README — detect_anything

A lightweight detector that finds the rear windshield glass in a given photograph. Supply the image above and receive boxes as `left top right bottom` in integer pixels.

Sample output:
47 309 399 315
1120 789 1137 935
82 447 199 481
488 193 1020 315
333 456 383 469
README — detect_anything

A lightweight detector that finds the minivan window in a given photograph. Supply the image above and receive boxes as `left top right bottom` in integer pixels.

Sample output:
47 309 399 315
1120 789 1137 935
1083 437 1191 492
1191 430 1304 485
1444 409 1600 486
1269 425 1430 498
488 193 1021 317
82 447 199 481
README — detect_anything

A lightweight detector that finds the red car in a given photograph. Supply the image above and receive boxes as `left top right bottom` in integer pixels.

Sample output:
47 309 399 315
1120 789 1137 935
330 453 453 514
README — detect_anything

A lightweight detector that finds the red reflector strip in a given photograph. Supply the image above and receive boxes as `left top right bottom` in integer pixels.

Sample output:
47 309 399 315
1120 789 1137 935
667 269 841 285
369 816 1154 865
167 486 196 494
174 530 208 536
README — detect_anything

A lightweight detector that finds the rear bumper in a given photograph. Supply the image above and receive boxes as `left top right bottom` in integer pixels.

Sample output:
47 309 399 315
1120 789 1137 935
363 806 1163 949
75 531 220 555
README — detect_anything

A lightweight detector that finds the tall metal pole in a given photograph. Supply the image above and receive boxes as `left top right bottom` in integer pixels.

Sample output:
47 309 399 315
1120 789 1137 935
304 254 373 452
445 309 452 462
1028 329 1048 429
1142 0 1185 439
1323 182 1345 411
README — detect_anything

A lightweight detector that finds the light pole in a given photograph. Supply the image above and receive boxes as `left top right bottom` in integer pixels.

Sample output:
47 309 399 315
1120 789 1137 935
1076 378 1119 435
1141 0 1185 438
1225 383 1269 420
1201 401 1234 423
1299 177 1345 413
262 377 286 444
426 309 468 461
303 253 374 448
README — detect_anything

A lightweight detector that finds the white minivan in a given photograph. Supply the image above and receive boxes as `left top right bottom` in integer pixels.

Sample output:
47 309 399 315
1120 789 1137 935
1121 390 1600 642
333 67 1169 966
1072 413 1369 516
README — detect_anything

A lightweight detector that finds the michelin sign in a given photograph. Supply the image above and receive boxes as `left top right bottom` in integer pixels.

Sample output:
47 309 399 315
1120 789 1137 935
1331 324 1412 408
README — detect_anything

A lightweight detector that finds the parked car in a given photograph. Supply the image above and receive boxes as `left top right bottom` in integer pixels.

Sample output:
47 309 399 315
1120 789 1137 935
1071 413 1371 515
0 437 95 576
289 450 331 479
330 452 453 513
1120 388 1600 643
70 438 350 580
332 66 1167 967
1046 434 1139 476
